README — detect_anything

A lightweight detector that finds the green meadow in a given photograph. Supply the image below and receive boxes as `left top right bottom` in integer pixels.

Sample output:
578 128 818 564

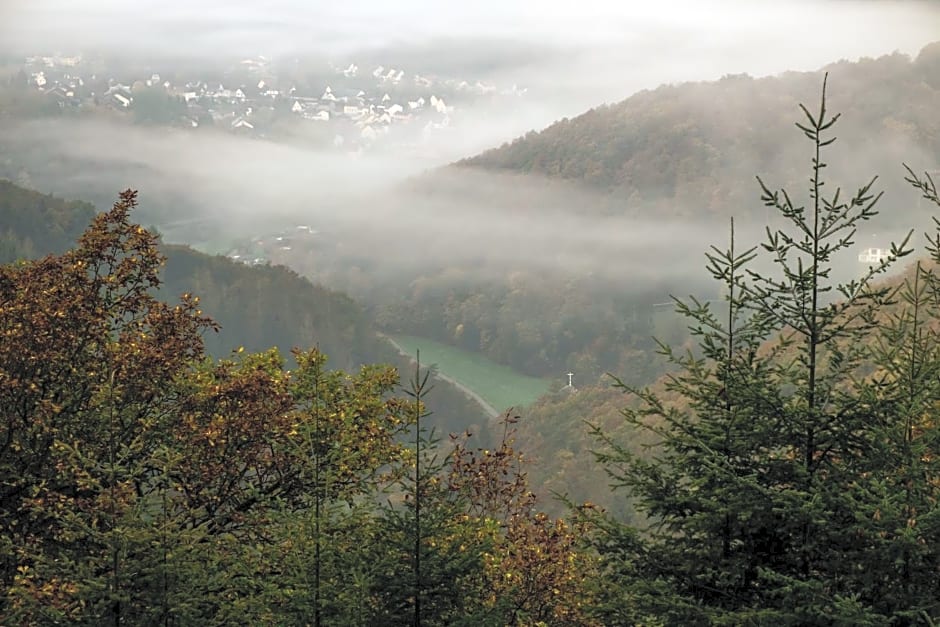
389 335 551 413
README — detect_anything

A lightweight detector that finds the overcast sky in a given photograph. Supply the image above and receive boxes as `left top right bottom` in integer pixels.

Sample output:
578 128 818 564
2 1 938 55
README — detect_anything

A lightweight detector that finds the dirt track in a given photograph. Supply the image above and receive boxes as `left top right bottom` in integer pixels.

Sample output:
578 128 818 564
381 334 500 418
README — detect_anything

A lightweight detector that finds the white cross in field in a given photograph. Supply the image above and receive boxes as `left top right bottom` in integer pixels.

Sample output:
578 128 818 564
567 372 574 387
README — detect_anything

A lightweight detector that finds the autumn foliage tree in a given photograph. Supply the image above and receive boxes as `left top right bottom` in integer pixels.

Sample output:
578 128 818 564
448 418 599 626
0 191 415 623
0 188 598 624
0 190 214 622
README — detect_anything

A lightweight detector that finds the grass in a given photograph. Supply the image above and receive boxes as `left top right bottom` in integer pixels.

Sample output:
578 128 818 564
390 335 551 412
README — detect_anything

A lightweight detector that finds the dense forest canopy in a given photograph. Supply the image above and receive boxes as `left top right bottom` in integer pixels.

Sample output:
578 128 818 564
455 43 940 227
0 192 595 623
0 179 493 435
0 179 96 263
0 181 383 371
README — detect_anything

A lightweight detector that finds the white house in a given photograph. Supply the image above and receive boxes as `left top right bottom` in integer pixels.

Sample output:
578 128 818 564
343 105 363 118
291 100 303 113
858 247 891 264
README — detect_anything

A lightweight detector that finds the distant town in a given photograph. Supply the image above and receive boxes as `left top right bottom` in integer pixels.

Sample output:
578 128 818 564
11 53 528 152
226 224 319 268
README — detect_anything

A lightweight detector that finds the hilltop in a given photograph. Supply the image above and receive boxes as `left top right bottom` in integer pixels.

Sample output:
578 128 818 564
451 42 940 224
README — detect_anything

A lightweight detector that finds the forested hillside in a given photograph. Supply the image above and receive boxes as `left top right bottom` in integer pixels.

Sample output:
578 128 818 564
0 179 492 434
0 180 385 370
0 179 96 262
345 43 940 386
456 42 940 224
0 193 593 624
372 271 679 380
160 246 379 370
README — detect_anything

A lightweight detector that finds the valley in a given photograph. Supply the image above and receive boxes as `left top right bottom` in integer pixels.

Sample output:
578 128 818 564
3 44 936 511
2 2 940 620
385 333 550 416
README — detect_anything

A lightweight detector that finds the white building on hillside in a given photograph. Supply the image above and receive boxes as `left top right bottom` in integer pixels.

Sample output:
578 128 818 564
858 247 891 265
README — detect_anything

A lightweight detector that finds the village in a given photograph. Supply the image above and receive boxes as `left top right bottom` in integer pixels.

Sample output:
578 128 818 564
225 224 319 268
14 53 527 151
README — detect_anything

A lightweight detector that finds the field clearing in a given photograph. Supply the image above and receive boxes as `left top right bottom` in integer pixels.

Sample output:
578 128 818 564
388 335 551 413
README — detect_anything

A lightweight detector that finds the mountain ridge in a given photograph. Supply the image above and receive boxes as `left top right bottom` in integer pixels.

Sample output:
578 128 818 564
445 42 940 223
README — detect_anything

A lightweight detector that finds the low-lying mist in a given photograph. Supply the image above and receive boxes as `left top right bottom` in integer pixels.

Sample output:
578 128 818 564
0 119 715 288
1 113 922 303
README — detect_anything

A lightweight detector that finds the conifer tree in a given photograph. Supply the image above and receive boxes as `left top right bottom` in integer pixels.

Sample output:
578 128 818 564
591 75 914 623
858 257 940 622
371 355 491 626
